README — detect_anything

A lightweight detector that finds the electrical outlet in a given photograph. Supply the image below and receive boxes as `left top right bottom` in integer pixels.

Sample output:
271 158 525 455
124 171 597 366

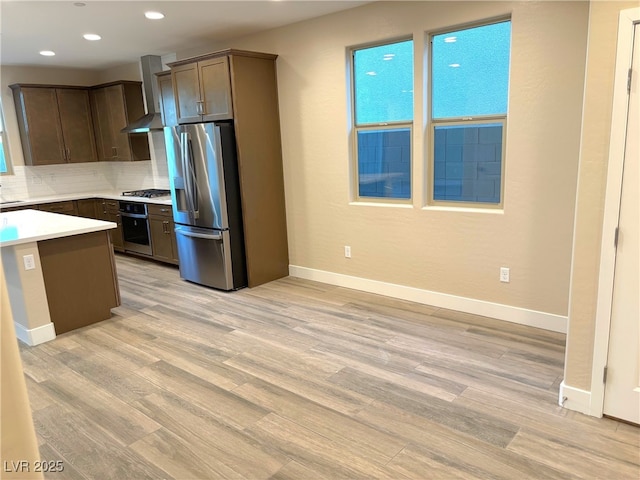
344 246 351 258
500 267 510 283
23 254 36 271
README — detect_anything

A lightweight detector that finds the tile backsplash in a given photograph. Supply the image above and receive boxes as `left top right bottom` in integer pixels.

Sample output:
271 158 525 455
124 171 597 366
0 131 169 201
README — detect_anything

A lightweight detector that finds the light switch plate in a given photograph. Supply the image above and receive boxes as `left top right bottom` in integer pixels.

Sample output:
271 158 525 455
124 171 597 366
23 254 36 271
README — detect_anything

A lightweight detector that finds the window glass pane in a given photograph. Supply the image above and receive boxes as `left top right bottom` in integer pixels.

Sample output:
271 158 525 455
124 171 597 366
432 21 511 119
0 139 6 174
433 123 502 203
358 128 411 199
0 102 7 174
354 40 413 124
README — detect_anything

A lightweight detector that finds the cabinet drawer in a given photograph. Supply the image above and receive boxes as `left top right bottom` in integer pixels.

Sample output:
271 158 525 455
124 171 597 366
148 204 173 217
38 201 78 215
100 199 120 213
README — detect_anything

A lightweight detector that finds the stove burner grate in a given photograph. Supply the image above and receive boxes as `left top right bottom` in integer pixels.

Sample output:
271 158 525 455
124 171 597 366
122 189 171 198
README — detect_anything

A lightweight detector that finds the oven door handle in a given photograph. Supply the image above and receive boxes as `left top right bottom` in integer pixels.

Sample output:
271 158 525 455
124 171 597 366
120 212 148 219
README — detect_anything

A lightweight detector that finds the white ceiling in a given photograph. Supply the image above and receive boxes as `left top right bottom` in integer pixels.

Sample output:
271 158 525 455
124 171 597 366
0 0 369 70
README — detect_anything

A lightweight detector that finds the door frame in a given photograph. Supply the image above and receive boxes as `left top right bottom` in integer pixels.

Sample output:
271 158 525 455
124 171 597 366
590 7 640 417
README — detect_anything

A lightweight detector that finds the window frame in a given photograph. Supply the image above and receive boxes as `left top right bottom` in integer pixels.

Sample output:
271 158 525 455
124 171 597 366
349 37 414 204
0 100 13 175
426 18 511 209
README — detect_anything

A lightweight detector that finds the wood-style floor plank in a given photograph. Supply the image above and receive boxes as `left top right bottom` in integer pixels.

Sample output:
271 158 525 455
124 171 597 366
131 391 288 479
507 429 640 479
244 413 409 479
233 379 406 463
16 254 638 480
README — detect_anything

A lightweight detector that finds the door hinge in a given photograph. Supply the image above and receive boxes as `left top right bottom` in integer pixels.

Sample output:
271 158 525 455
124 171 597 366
614 227 620 248
603 366 608 383
628 68 633 94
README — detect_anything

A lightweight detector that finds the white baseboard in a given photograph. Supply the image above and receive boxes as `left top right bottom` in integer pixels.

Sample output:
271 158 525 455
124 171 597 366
559 381 593 415
14 321 56 346
288 265 567 333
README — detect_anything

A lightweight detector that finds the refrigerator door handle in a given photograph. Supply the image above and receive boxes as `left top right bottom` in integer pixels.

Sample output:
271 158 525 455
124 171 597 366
185 136 200 218
175 227 223 241
180 131 197 221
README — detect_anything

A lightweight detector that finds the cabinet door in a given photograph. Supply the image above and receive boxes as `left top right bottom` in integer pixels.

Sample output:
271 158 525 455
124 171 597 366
56 89 98 163
90 88 115 161
15 87 65 165
158 72 178 127
199 57 233 121
108 211 124 251
172 63 202 124
76 199 98 219
105 84 133 161
149 216 174 263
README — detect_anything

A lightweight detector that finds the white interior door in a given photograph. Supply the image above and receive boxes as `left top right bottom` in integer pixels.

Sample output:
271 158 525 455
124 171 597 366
603 23 640 425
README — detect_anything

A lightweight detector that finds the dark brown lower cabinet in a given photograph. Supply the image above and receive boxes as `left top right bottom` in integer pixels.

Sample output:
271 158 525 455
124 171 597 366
148 204 178 264
76 198 99 219
38 201 78 216
96 199 124 252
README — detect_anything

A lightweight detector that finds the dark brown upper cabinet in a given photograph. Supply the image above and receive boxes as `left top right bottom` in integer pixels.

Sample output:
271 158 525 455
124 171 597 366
89 81 151 162
171 56 233 124
10 85 98 166
156 71 178 127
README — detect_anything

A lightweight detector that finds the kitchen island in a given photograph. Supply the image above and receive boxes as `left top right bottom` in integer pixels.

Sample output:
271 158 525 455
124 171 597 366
1 209 120 345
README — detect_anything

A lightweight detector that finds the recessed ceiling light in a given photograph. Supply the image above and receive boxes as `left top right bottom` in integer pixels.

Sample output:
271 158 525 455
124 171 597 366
39 50 56 57
144 11 165 20
449 63 461 68
444 37 457 43
83 33 102 41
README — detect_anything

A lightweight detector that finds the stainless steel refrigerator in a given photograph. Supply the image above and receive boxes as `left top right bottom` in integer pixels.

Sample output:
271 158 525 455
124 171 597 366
164 122 247 290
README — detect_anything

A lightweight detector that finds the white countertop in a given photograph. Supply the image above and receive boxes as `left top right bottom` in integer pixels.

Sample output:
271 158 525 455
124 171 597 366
0 191 172 208
0 209 117 247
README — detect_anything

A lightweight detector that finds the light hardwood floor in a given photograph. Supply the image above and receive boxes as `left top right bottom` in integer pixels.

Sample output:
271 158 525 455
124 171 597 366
20 255 639 479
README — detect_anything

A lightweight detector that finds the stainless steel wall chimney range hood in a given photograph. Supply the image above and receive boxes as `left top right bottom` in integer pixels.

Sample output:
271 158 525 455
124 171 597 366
121 55 165 133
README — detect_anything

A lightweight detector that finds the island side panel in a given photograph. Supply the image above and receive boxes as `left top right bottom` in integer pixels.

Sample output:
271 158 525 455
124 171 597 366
0 242 55 345
38 231 120 334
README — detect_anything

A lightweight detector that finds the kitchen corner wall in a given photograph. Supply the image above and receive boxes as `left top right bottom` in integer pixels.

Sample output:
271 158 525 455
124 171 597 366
0 64 169 201
182 1 589 327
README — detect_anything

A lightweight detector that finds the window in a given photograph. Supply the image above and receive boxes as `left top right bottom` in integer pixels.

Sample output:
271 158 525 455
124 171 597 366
430 20 511 205
0 101 11 174
352 39 413 200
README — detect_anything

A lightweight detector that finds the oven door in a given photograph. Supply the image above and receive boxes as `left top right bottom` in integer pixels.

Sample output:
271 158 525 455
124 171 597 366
121 213 152 256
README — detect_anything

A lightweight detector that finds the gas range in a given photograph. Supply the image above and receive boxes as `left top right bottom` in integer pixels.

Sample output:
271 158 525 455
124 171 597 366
121 189 171 199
